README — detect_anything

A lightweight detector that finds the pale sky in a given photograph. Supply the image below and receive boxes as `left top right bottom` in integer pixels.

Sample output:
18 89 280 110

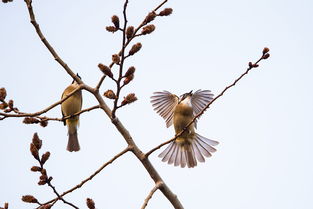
1 0 313 209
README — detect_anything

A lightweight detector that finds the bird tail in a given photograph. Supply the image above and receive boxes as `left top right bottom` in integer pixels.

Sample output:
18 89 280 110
66 119 80 152
158 133 218 168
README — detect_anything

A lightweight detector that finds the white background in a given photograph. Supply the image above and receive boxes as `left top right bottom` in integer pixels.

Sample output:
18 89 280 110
1 0 313 208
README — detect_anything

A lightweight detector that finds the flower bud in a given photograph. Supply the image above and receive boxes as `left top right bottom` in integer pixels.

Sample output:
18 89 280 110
129 43 142 56
103 90 117 99
41 152 50 165
144 11 156 24
32 133 42 150
0 88 7 101
123 74 134 85
31 166 42 172
121 93 137 105
111 15 120 29
40 120 48 127
262 47 270 54
8 100 13 109
159 8 173 16
124 66 135 77
262 53 270 59
86 198 95 209
0 102 8 110
126 26 134 39
98 63 113 78
22 195 38 203
112 54 120 64
30 143 39 161
106 26 118 33
141 24 155 35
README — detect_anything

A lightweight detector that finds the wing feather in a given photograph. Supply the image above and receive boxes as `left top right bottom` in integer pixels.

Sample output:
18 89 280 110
151 91 179 128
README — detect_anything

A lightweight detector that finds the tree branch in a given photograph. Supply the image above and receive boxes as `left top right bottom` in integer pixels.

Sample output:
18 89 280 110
141 181 163 209
145 50 270 157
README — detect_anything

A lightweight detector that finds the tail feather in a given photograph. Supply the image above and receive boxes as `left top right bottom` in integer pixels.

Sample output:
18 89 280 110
67 131 80 152
158 133 219 168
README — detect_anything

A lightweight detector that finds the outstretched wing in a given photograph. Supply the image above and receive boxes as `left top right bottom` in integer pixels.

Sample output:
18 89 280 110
191 89 214 128
150 91 179 128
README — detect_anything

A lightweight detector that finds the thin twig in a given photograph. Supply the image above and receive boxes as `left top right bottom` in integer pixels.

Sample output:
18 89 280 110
24 0 81 84
145 53 269 157
42 147 131 206
141 181 163 209
0 85 83 120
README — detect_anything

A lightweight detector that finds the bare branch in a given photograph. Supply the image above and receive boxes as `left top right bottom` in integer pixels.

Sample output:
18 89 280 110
145 49 270 157
24 0 81 84
141 181 163 209
42 147 131 206
0 85 83 119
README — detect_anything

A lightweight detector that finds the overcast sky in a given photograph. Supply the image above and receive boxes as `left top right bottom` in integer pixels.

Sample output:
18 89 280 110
1 0 313 209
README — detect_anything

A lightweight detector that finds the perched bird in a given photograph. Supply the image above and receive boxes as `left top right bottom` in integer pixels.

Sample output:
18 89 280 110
61 76 82 152
150 90 218 168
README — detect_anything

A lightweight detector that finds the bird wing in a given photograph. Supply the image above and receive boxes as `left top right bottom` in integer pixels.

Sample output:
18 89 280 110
150 91 179 128
190 89 214 128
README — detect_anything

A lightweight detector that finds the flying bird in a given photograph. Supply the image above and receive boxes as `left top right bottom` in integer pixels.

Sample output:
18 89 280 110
150 90 218 168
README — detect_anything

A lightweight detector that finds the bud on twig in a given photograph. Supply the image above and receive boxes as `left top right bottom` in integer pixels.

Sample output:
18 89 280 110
31 166 42 172
41 152 50 165
0 102 8 110
32 133 42 150
103 90 117 99
262 53 270 59
86 198 95 209
126 26 134 39
22 195 38 204
144 11 157 24
30 143 39 161
8 100 13 109
123 74 134 85
124 66 135 77
23 117 40 124
40 120 48 127
106 26 118 33
0 88 7 101
121 93 137 106
98 64 113 78
4 203 8 209
262 47 270 54
141 25 155 35
129 43 142 56
159 8 173 16
112 54 120 64
111 15 120 29
2 0 13 3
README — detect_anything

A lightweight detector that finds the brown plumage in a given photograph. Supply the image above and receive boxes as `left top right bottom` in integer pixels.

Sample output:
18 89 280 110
151 90 218 168
61 81 82 152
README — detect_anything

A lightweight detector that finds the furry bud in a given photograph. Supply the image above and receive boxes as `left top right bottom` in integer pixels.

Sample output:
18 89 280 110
31 166 42 172
141 25 155 35
106 26 118 33
0 88 7 101
86 198 95 209
111 15 120 29
124 66 135 77
41 152 50 165
129 43 142 56
144 12 156 24
30 143 39 161
126 26 134 39
121 93 137 105
112 54 120 64
262 47 270 54
98 64 113 78
159 8 173 16
32 133 42 150
123 74 134 85
22 195 38 204
103 90 117 99
262 53 270 59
